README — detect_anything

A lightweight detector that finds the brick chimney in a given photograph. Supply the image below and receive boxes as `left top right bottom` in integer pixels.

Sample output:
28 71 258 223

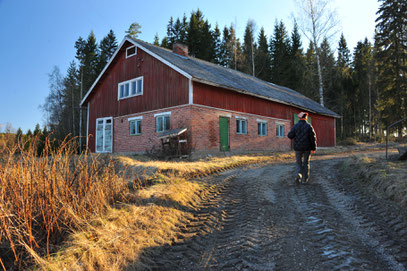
173 43 189 57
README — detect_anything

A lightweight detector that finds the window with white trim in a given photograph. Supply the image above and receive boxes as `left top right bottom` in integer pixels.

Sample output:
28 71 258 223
276 124 285 137
258 121 267 136
156 114 170 133
96 117 113 153
126 45 137 58
129 119 142 135
236 118 247 134
118 76 143 100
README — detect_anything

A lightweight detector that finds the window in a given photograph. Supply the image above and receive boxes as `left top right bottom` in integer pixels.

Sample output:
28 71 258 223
258 121 267 136
236 118 247 134
155 113 171 133
276 124 285 137
118 76 143 100
129 117 142 135
96 117 113 153
126 46 136 58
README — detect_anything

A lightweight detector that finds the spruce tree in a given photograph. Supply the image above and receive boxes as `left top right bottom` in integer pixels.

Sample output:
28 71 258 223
15 128 23 145
167 16 175 47
98 30 118 73
33 124 41 137
161 37 170 49
270 20 290 86
335 33 353 139
319 38 336 110
287 22 305 91
303 43 320 102
187 10 203 58
186 10 216 61
353 38 376 138
242 20 257 76
153 33 160 46
213 24 222 64
255 27 271 81
375 0 407 133
219 26 232 67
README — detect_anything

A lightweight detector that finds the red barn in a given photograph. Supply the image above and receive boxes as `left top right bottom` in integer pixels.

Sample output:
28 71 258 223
80 36 339 154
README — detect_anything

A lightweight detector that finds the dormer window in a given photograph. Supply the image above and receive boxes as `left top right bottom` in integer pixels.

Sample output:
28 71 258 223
126 45 136 58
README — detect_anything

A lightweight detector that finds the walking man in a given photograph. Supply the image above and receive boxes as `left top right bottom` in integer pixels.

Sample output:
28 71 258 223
287 112 317 184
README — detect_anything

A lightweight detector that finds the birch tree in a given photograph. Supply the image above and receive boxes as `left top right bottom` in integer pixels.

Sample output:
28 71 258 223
294 0 339 106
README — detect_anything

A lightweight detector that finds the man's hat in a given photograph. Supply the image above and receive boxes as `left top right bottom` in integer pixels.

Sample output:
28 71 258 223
298 112 308 119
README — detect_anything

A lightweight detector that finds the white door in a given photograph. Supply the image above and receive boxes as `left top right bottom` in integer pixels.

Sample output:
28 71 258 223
96 117 113 153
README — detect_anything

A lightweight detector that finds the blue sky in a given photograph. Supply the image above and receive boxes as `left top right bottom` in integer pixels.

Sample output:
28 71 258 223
0 0 379 133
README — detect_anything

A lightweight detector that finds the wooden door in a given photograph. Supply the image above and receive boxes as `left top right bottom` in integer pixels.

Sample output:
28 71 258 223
219 117 229 151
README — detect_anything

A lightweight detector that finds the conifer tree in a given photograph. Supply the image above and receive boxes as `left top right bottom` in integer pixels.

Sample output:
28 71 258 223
287 22 305 91
213 24 222 64
255 27 272 81
270 20 290 86
64 61 80 137
98 30 118 73
319 38 336 110
353 38 376 138
335 33 352 139
303 43 319 102
33 124 41 137
153 33 160 46
15 128 23 145
161 37 170 49
242 20 257 76
375 0 407 133
219 26 232 67
186 10 216 61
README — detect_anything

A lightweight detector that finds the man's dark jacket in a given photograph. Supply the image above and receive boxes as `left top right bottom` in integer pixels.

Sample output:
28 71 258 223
287 120 317 151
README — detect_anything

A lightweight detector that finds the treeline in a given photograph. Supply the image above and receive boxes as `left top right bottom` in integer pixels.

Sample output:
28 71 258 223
42 0 406 146
41 30 118 150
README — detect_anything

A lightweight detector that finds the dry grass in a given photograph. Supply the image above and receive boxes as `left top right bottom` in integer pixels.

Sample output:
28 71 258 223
343 155 407 209
41 179 203 271
114 153 294 181
0 138 129 270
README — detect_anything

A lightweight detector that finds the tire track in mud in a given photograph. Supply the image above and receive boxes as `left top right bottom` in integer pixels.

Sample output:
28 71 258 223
145 156 407 271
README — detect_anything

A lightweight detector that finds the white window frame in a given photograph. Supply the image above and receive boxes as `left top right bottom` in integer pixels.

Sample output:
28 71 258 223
155 112 171 133
236 118 247 135
118 76 144 100
129 116 143 136
276 123 285 137
257 120 267 136
95 117 113 153
126 45 137 58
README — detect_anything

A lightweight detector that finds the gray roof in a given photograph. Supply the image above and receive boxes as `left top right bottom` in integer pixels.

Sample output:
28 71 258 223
132 37 339 118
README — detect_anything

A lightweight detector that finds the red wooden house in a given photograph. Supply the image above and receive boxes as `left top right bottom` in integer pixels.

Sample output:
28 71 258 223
80 36 339 154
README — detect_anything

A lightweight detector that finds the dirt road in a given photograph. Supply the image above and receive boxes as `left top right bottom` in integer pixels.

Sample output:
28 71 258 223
146 155 407 270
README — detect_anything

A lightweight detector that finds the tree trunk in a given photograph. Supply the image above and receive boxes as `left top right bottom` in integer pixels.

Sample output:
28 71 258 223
315 48 324 106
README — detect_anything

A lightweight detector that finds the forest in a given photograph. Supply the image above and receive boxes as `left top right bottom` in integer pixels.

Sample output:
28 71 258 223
36 0 406 150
